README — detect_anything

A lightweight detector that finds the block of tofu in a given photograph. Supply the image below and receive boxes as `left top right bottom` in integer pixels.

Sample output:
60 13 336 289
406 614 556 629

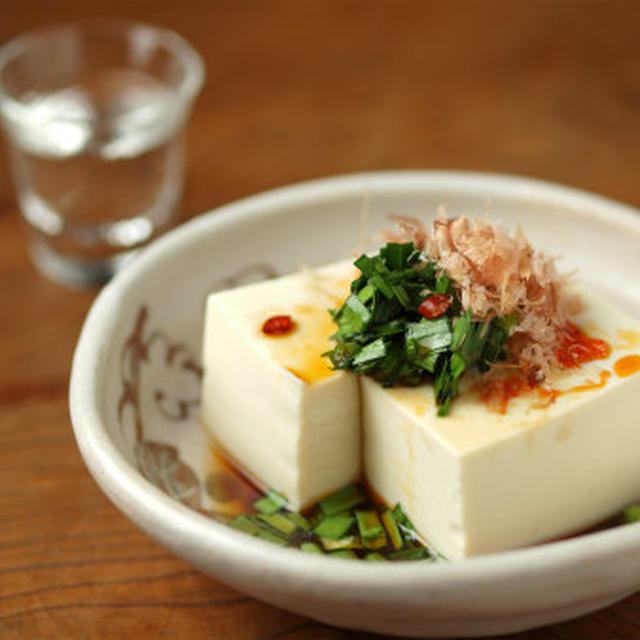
363 286 640 559
201 261 360 510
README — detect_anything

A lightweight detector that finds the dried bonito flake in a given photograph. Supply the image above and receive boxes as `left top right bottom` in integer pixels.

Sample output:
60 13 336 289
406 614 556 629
388 208 574 381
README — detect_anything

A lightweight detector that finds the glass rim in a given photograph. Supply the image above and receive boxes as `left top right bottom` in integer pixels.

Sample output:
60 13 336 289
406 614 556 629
0 18 205 118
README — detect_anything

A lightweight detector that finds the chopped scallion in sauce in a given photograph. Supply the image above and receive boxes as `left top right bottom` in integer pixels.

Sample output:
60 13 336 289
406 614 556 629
226 483 435 561
210 449 640 559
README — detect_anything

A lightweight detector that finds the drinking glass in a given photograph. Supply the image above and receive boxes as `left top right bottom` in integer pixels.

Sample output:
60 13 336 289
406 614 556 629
0 20 204 287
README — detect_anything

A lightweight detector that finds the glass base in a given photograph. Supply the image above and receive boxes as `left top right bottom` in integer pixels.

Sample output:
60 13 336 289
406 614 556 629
30 239 139 289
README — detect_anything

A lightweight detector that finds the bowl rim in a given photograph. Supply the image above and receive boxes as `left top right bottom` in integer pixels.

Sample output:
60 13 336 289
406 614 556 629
70 169 640 595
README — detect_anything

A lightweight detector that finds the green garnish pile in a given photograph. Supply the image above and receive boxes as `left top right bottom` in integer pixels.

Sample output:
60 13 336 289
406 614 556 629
228 485 434 561
227 487 640 557
326 242 518 415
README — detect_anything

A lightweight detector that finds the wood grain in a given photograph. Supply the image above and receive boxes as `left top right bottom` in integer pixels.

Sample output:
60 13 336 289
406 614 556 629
2 1 640 638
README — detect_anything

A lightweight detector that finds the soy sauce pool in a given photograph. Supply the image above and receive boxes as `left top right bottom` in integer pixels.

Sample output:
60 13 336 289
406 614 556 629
204 447 435 561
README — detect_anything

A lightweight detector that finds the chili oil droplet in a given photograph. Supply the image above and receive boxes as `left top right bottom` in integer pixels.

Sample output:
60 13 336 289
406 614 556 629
262 315 296 336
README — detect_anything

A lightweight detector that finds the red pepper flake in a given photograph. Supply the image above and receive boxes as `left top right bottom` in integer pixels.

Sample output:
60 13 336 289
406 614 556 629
555 322 611 368
418 293 452 319
262 315 296 336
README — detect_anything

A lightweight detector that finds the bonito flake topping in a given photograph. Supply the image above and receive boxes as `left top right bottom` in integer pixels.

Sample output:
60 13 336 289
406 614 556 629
388 208 578 382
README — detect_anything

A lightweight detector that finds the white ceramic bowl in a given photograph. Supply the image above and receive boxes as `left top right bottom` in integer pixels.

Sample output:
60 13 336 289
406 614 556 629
70 171 640 638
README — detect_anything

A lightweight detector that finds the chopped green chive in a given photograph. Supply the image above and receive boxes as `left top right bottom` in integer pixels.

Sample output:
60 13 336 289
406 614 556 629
352 337 387 367
392 504 422 543
319 484 366 515
381 509 404 550
623 504 640 523
256 529 288 546
388 547 431 561
229 514 292 544
228 515 262 536
365 552 387 562
326 241 516 415
253 489 288 514
320 535 363 551
330 550 358 559
435 274 450 294
334 294 371 335
313 514 355 540
300 542 323 555
229 485 438 562
284 511 311 531
257 513 298 537
355 510 387 549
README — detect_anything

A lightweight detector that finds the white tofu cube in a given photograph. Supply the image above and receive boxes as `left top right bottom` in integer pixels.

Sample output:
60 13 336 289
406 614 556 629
362 287 640 559
201 262 360 510
202 256 640 559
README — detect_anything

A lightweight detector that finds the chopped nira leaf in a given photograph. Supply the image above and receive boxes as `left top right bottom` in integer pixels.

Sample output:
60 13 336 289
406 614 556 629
332 294 371 337
326 241 517 415
229 514 290 546
392 503 423 545
320 535 363 551
355 510 387 549
623 504 640 523
388 547 431 561
284 511 311 531
313 514 355 540
319 484 366 515
352 337 387 367
257 513 298 537
256 528 289 546
435 274 450 294
253 489 288 514
229 484 437 562
228 514 262 536
381 509 404 550
330 550 358 559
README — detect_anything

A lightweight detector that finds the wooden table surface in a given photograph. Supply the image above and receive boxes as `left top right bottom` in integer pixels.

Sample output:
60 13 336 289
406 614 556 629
2 1 640 638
